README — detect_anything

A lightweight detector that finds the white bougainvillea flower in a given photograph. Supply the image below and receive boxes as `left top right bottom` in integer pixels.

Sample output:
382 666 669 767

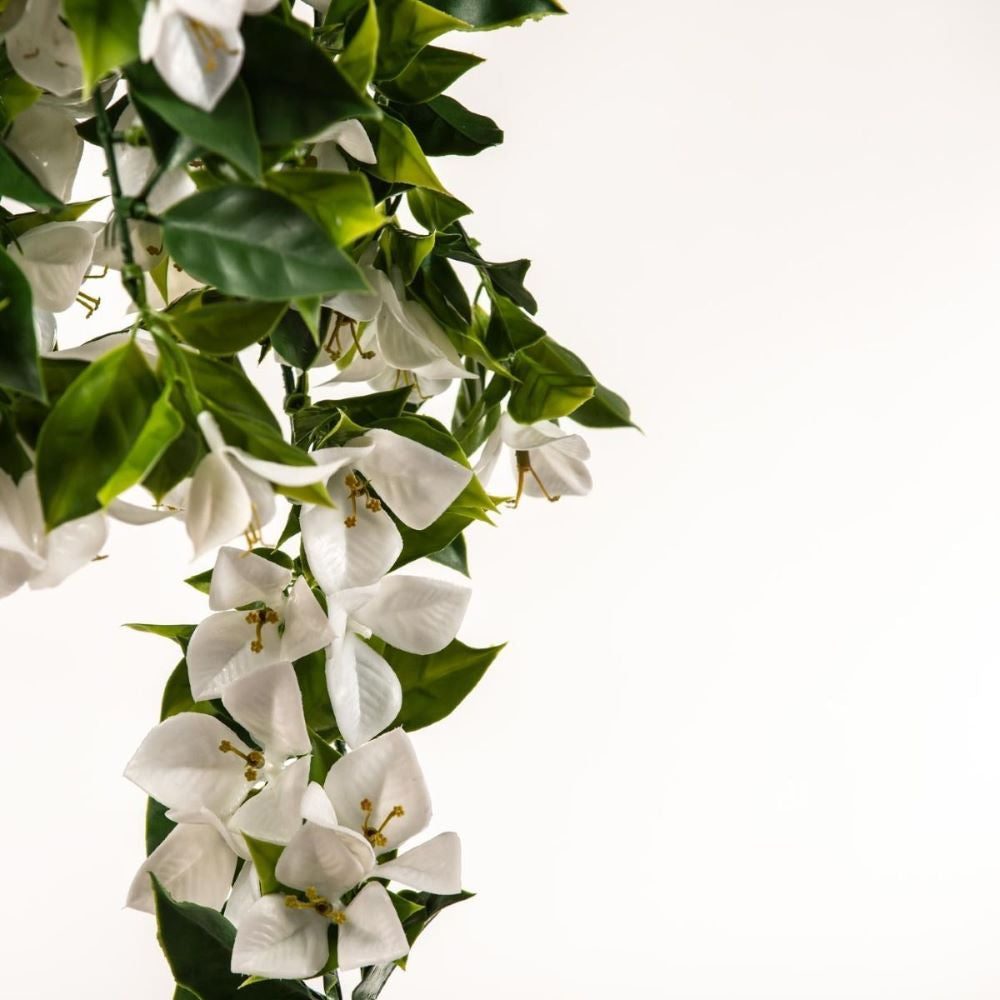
186 410 344 558
5 103 82 202
323 573 470 747
6 0 83 96
310 119 377 173
124 660 314 911
476 412 592 506
0 470 107 598
231 730 461 978
139 0 279 112
186 547 333 700
7 222 98 314
301 429 472 593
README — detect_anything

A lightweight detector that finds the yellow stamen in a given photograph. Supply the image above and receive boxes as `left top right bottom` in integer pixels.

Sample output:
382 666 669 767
360 798 405 848
84 265 109 281
508 450 560 508
344 473 381 528
187 19 240 74
219 740 266 782
285 887 346 923
75 291 101 319
244 607 279 653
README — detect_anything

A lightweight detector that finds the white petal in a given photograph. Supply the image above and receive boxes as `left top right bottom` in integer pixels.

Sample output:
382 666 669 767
521 439 593 498
276 823 375 902
124 713 251 816
327 634 402 749
223 661 311 758
185 452 253 558
29 511 107 589
243 0 283 12
373 832 462 894
0 471 44 568
231 894 330 980
498 413 573 450
356 429 471 531
338 883 409 971
175 0 244 29
225 860 261 928
301 489 402 593
209 546 290 611
229 448 358 490
6 104 82 203
323 729 432 851
6 0 83 96
374 307 443 372
472 425 504 486
127 822 238 913
280 576 335 662
152 15 244 113
8 223 97 313
229 755 312 846
312 120 377 164
107 498 177 525
300 782 339 828
0 552 31 598
354 574 470 655
187 609 282 701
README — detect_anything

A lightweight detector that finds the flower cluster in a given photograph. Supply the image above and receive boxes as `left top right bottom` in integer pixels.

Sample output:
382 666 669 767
0 0 630 995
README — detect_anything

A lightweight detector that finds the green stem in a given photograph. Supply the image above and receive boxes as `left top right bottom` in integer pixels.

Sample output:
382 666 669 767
352 964 396 1000
323 972 343 999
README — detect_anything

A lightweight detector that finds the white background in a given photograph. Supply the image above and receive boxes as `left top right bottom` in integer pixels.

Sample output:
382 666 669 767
5 1 1000 997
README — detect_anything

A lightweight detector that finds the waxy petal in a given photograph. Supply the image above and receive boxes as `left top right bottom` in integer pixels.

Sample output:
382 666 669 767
6 0 83 96
124 713 252 817
519 437 593 498
280 576 335 662
8 223 98 313
338 883 409 971
29 511 107 590
276 822 375 902
300 781 339 828
126 822 238 914
327 633 402 749
187 609 282 701
229 755 312 846
209 546 290 611
323 729 432 851
152 15 244 113
222 661 311 758
6 104 83 203
373 832 462 894
313 119 377 164
225 859 261 928
231 894 330 980
186 452 253 558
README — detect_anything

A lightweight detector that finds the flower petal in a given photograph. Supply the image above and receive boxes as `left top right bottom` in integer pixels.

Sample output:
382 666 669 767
276 822 375 901
6 0 82 96
520 438 593 498
229 755 312 846
222 661 311 758
29 511 107 590
187 609 282 701
353 574 470 655
152 16 244 113
338 883 409 970
327 633 402 749
209 546 290 611
6 104 83 203
186 452 253 558
124 713 251 816
300 782 339 828
7 223 98 313
356 429 471 530
224 859 261 928
280 576 335 662
373 832 462 894
126 822 238 913
231 894 330 980
323 729 432 851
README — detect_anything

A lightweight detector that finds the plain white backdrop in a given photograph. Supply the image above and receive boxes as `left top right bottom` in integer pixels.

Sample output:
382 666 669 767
5 1 1000 996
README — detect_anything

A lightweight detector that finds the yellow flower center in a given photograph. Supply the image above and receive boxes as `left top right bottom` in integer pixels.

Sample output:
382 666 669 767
218 739 266 782
286 886 347 923
244 607 280 653
360 797 405 848
344 473 382 528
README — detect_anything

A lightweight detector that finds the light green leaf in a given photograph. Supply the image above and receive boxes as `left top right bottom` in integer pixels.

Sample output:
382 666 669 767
506 337 595 423
379 46 483 104
366 115 447 193
422 0 564 28
244 836 284 895
64 0 141 95
265 171 384 247
0 142 60 209
98 388 184 504
0 246 43 399
170 297 288 355
163 186 369 302
407 188 470 231
35 342 160 528
0 64 40 129
375 0 468 81
126 623 196 651
339 0 379 91
3 198 105 239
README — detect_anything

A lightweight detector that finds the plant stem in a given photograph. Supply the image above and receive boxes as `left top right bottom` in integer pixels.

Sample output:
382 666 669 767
352 964 396 1000
323 972 343 999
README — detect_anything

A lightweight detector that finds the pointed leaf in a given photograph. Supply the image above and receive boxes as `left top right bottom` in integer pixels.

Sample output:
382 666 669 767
64 0 142 95
0 246 43 398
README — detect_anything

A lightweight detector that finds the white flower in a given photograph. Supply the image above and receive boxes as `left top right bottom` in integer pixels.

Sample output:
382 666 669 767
125 659 314 911
186 547 334 700
301 428 473 592
319 265 474 400
0 469 107 598
475 412 592 506
309 119 377 173
186 410 345 557
5 103 82 202
6 0 83 97
7 221 97 314
139 0 280 112
231 730 461 979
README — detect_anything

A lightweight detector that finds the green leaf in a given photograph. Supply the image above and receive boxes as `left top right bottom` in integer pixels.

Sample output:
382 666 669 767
35 342 160 528
0 407 31 478
0 142 60 209
271 308 322 370
64 0 141 95
164 186 368 302
570 382 638 430
125 63 261 178
393 95 502 156
0 62 39 130
407 188 471 232
3 198 105 239
159 659 216 721
309 729 342 784
485 293 545 356
97 388 184 504
265 171 384 247
387 638 503 730
152 879 320 1000
381 228 435 284
507 337 595 423
435 225 536 312
379 46 483 103
421 0 564 27
426 531 469 575
295 650 340 739
170 297 288 355
146 798 175 855
241 15 377 147
339 0 380 91
0 245 42 398
126 622 196 651
366 115 448 193
375 0 467 81
244 836 284 895
184 352 281 434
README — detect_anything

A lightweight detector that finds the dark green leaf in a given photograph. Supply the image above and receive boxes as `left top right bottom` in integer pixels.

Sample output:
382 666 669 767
244 836 284 895
0 142 60 209
170 297 287 355
35 342 160 527
426 531 469 575
241 16 376 146
407 188 471 232
184 352 281 433
375 0 466 81
0 408 31 478
422 0 564 27
393 95 502 156
295 650 340 739
125 62 261 177
0 57 40 131
126 622 196 651
64 0 142 95
485 293 545 356
146 798 175 855
163 186 368 301
0 245 42 398
381 227 434 284
379 46 483 103
309 729 342 784
570 382 637 429
387 638 503 730
272 308 322 370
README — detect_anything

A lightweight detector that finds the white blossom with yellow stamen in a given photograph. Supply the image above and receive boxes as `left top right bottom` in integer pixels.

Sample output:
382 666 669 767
6 221 99 315
5 0 83 97
5 102 83 203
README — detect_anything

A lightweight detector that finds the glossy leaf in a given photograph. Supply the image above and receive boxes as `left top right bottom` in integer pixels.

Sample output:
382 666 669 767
0 142 60 209
379 46 483 104
507 337 595 423
265 171 384 247
0 246 43 398
426 532 469 575
422 0 565 27
375 0 467 81
407 188 471 232
339 0 380 92
184 352 281 434
272 309 322 370
366 116 448 193
147 798 175 855
64 0 142 95
170 298 287 355
394 96 502 156
244 836 284 895
570 382 638 430
126 623 196 651
485 293 545 356
163 186 368 302
35 342 160 528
